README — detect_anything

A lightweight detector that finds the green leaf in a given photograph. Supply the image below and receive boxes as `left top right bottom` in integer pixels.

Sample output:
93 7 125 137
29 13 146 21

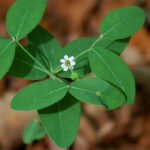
38 94 81 148
0 38 16 79
100 6 145 40
11 79 68 111
106 37 130 55
89 48 135 105
69 77 126 110
23 120 46 144
27 26 63 72
6 0 46 40
35 126 46 140
8 46 47 80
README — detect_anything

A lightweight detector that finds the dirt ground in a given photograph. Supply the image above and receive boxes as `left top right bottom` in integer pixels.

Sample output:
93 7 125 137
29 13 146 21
0 0 150 150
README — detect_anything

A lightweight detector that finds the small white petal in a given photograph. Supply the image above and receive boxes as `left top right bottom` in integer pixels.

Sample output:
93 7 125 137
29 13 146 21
61 64 65 68
64 55 69 60
60 59 65 63
69 56 74 61
63 66 69 71
70 61 76 66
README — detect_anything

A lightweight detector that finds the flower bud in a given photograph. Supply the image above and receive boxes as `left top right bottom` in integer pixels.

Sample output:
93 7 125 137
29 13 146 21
71 71 79 80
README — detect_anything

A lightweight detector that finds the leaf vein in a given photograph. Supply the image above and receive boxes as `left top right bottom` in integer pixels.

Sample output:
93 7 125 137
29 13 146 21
57 102 65 145
0 40 13 57
16 1 33 39
92 49 125 91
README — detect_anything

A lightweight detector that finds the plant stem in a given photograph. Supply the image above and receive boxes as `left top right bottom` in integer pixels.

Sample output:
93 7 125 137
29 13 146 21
35 113 41 122
16 41 52 76
75 34 103 60
55 34 104 74
55 67 63 74
75 48 90 60
90 35 103 49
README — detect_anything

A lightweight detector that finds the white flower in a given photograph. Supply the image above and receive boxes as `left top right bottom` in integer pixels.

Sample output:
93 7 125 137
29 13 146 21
60 55 76 71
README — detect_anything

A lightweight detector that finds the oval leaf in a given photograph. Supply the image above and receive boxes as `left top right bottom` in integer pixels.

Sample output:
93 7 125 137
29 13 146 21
23 120 46 144
100 6 145 40
27 26 63 72
6 0 46 40
89 48 135 105
69 77 126 110
11 79 68 111
38 94 81 148
0 38 16 79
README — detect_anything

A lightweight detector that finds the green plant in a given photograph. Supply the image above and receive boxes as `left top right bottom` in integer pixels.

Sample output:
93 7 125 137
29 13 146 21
0 0 145 148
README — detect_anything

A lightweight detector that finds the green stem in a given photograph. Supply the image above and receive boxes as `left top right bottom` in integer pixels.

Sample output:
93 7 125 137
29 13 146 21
75 34 103 60
55 76 65 83
55 67 63 74
75 48 90 60
35 113 41 122
89 35 103 49
16 41 52 76
55 34 104 74
69 66 74 74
